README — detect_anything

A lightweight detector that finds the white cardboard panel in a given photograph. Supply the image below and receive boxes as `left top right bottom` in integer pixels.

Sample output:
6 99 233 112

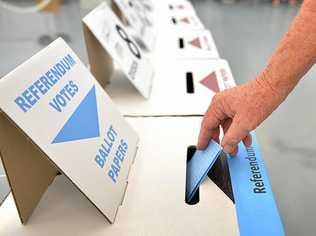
166 0 197 16
0 117 238 236
151 1 203 32
113 0 157 50
106 59 236 116
83 3 154 98
174 30 220 59
0 38 139 223
169 12 204 30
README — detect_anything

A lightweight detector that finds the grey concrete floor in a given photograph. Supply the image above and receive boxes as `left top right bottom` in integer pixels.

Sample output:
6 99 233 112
193 1 316 235
0 161 9 205
0 0 315 235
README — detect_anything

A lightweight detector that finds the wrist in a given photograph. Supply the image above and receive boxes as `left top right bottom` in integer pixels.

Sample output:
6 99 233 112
256 68 294 103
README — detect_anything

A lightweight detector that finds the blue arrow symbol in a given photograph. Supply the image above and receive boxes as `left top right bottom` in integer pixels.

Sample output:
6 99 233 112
52 86 100 144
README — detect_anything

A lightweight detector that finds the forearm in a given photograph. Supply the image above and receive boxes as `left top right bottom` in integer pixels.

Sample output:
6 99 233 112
258 0 316 100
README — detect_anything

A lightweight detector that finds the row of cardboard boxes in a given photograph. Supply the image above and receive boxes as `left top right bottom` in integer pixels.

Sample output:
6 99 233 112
0 0 285 235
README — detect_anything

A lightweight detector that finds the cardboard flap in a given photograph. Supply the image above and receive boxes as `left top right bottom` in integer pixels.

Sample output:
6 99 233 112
111 0 127 24
0 111 58 224
83 23 114 88
0 38 139 223
82 2 154 98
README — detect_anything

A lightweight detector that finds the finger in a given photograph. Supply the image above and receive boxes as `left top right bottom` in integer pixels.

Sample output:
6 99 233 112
212 127 220 144
197 107 224 150
230 145 239 157
242 133 252 147
221 115 249 153
221 118 232 134
197 125 214 150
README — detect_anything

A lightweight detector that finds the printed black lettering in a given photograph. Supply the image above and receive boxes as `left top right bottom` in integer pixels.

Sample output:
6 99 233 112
246 146 267 194
254 187 266 194
255 182 264 188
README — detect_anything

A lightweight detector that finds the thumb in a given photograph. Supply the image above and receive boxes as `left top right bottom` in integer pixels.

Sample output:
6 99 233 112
221 115 249 154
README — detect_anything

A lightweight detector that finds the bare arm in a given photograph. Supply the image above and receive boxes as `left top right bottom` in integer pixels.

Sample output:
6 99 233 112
197 0 316 155
262 0 316 99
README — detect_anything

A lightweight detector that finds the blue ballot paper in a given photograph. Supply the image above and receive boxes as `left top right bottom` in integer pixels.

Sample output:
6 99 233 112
186 140 222 202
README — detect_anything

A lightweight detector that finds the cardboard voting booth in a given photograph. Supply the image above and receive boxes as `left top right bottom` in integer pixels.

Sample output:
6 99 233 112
0 38 139 224
173 30 219 59
82 2 222 117
83 2 154 99
105 59 236 116
0 117 240 236
0 1 285 235
112 0 156 50
0 116 285 236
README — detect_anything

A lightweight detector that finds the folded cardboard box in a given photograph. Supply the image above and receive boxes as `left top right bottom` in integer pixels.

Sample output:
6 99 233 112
0 38 139 224
83 2 155 98
0 117 239 236
0 38 284 236
82 3 224 116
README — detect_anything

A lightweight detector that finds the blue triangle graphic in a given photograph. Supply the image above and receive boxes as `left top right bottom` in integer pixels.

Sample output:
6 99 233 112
52 86 100 144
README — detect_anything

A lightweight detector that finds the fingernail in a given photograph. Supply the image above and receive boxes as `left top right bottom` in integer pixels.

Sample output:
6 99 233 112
223 145 233 154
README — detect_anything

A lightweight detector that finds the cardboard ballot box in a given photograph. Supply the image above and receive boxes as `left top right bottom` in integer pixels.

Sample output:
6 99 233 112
0 117 239 236
0 116 285 236
0 38 284 236
82 3 223 116
105 59 235 116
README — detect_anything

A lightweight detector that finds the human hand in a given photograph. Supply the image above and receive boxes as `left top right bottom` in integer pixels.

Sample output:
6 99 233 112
197 77 283 156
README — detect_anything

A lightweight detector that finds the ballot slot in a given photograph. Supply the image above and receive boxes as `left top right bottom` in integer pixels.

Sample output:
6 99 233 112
179 38 184 49
186 72 195 94
185 145 200 205
171 17 177 24
169 5 174 10
207 152 234 202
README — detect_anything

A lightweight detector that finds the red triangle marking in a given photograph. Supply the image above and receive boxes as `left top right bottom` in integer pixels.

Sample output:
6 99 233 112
200 71 220 93
180 17 190 24
188 37 202 49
